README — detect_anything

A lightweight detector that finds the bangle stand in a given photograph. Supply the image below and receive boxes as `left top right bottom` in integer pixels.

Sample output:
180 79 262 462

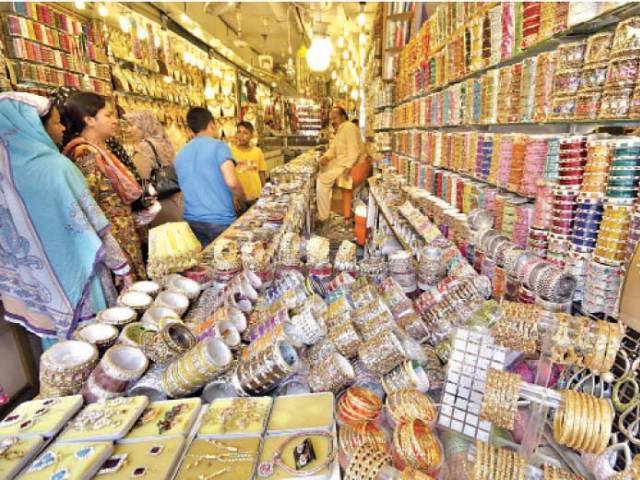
437 327 508 441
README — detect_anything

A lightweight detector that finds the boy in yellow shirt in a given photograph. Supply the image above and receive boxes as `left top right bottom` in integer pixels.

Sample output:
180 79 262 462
230 121 267 202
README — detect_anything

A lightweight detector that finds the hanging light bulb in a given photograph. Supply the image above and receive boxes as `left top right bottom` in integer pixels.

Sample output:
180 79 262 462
351 88 359 100
205 85 215 99
184 51 192 64
342 49 349 61
331 70 337 80
359 32 366 46
181 13 190 23
194 26 202 38
97 3 108 16
119 16 131 33
337 36 345 49
137 27 148 41
74 0 85 10
306 34 333 72
358 12 366 27
153 33 161 48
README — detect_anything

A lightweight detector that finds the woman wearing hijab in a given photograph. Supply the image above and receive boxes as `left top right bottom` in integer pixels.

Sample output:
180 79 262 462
0 92 131 339
125 110 183 226
61 92 147 280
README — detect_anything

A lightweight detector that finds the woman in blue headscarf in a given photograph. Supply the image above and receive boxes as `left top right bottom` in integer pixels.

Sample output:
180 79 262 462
0 92 131 339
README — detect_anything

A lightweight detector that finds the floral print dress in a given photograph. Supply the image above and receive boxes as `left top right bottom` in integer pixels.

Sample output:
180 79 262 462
67 143 147 280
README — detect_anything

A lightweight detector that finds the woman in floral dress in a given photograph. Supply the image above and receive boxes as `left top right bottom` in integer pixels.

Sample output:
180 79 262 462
61 92 146 279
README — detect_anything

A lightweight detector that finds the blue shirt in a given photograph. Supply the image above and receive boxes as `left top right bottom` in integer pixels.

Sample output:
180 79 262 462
174 136 236 225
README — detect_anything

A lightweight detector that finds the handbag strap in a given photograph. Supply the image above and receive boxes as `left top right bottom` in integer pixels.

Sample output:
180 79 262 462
144 139 161 171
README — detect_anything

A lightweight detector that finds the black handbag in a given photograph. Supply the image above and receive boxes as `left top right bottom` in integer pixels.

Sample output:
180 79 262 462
145 140 180 200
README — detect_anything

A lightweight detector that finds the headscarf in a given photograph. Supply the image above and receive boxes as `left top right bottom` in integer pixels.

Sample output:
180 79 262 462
63 137 143 205
124 110 176 168
0 92 111 338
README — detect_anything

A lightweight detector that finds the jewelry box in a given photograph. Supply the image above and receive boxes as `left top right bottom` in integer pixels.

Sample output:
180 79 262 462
198 397 273 438
95 437 185 480
18 441 113 480
57 397 149 443
0 396 83 439
266 393 334 434
121 398 201 442
174 437 261 480
0 436 44 480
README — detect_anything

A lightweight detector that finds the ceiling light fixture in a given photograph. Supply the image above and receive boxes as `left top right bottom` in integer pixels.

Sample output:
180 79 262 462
194 26 202 37
74 0 85 10
97 3 108 16
119 16 131 33
153 33 161 48
306 20 333 73
138 27 148 41
342 49 349 60
359 32 366 46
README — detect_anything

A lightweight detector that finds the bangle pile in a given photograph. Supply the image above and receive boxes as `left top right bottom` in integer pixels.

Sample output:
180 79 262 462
543 464 585 480
382 360 430 395
393 419 442 471
479 368 521 430
39 340 99 397
337 386 382 424
385 389 437 425
162 337 232 398
358 330 407 377
236 341 299 395
308 352 355 393
142 323 196 366
491 301 540 354
550 315 624 373
339 422 387 458
552 389 614 454
473 441 525 480
344 443 392 480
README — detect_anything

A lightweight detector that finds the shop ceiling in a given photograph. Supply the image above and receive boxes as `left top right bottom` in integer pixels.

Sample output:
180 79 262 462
159 2 378 78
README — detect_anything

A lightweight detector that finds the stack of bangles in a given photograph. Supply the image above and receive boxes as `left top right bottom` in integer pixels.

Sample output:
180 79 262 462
162 337 233 397
393 419 442 471
543 464 587 480
339 422 387 457
473 440 525 480
552 389 615 454
491 301 540 353
385 389 437 424
479 368 521 430
343 444 392 480
337 387 382 424
594 204 633 265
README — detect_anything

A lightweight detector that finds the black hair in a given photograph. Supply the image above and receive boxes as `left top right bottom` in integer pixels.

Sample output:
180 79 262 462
236 120 254 133
40 105 55 127
187 107 214 134
61 91 106 145
332 106 348 120
351 118 360 126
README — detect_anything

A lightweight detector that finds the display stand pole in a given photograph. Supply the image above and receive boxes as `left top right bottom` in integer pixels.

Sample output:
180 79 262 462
518 312 559 460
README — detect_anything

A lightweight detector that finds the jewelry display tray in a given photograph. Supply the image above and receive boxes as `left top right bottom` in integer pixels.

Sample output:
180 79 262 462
56 397 149 443
0 395 84 439
195 397 273 439
2 436 45 480
168 402 341 480
118 398 202 444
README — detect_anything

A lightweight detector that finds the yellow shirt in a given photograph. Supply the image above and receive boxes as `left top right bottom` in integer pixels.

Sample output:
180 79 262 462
230 144 267 201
